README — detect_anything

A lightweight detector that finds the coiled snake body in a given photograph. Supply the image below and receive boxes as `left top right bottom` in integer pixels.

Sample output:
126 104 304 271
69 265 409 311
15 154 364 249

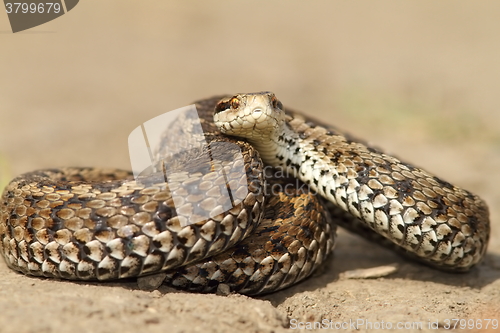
0 92 490 295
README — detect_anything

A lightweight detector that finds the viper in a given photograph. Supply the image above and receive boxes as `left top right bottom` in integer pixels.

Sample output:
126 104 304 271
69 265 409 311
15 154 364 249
0 92 489 295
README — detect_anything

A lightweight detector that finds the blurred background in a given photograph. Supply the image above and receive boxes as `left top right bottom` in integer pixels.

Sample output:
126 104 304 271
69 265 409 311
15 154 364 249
1 1 499 247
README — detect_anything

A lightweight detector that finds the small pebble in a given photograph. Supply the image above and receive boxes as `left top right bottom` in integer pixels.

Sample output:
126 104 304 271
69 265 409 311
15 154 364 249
137 273 168 290
342 264 399 279
216 284 231 296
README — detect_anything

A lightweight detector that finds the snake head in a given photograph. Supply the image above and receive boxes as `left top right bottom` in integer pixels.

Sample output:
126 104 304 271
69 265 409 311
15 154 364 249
213 92 286 141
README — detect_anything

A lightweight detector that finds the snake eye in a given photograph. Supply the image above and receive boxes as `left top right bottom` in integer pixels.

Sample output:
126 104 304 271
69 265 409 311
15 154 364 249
230 97 240 109
271 97 283 110
215 100 231 114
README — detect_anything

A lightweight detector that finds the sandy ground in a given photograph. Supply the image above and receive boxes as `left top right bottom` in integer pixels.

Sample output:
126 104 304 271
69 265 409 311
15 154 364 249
1 2 500 332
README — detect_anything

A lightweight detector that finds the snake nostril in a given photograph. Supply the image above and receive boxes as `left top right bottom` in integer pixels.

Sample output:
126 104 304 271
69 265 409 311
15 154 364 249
252 108 265 120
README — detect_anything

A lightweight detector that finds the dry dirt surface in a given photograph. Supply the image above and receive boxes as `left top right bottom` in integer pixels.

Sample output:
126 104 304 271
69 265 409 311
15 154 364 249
1 2 499 333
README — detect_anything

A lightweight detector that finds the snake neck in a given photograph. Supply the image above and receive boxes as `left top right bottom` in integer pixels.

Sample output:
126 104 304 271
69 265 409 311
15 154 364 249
246 120 305 175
